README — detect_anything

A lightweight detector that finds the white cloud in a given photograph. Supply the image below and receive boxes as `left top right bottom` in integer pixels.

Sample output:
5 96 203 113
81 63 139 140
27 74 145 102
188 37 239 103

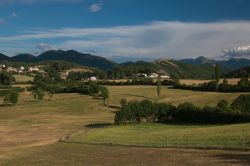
223 45 250 59
89 3 103 12
1 21 250 59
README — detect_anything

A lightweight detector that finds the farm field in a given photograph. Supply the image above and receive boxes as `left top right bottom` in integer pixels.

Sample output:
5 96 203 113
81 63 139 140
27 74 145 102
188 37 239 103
180 78 242 85
70 123 250 150
13 75 34 82
0 86 250 165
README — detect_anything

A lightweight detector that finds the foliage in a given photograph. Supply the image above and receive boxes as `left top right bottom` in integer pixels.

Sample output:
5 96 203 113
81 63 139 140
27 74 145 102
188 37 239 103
3 90 19 105
32 89 45 101
115 98 250 124
156 78 161 97
0 71 15 85
100 86 110 106
231 95 250 113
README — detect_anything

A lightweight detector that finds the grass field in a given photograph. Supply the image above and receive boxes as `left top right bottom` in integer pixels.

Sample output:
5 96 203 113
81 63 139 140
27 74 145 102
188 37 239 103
69 123 250 150
0 85 250 165
13 75 34 82
107 86 248 107
180 78 242 85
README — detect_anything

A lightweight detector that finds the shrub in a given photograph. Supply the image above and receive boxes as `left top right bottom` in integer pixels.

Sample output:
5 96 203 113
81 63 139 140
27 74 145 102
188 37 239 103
3 90 19 105
231 95 250 113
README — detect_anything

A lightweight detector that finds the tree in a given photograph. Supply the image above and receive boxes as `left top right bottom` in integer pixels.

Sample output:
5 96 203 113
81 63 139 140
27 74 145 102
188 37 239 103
0 71 14 85
214 64 220 86
3 90 19 105
156 77 161 97
32 89 45 101
100 86 109 106
120 98 127 107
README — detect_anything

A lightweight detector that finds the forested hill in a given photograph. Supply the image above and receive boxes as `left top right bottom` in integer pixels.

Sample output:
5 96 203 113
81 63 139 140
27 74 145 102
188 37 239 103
0 50 116 70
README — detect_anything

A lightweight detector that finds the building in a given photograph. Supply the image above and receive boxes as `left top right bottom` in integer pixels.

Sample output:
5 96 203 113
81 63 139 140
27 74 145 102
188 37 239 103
7 67 18 73
149 73 159 78
160 75 170 79
90 76 97 81
29 67 39 72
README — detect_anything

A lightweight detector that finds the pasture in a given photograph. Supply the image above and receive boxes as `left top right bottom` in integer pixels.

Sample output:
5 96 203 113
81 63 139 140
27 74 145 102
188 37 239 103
13 75 34 82
0 85 250 165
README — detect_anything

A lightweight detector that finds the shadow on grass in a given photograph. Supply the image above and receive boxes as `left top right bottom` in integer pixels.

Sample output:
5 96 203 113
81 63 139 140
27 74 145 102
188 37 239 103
124 94 153 100
86 123 114 128
213 153 250 165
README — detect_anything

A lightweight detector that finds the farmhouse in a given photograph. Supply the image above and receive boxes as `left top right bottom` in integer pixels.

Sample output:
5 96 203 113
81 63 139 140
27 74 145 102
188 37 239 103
29 67 40 72
90 76 97 81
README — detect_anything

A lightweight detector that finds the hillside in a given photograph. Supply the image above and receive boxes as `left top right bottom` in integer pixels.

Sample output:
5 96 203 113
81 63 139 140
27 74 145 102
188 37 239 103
121 60 221 79
223 66 250 78
37 50 116 70
12 54 37 62
0 53 10 61
179 56 250 70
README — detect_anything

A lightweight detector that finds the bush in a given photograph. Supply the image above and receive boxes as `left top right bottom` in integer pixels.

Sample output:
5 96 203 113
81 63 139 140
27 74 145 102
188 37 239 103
231 95 250 113
0 71 15 85
3 90 19 105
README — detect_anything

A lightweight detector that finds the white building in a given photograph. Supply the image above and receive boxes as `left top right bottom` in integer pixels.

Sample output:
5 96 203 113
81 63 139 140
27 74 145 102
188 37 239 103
29 67 39 72
160 75 170 79
149 73 159 78
90 76 97 81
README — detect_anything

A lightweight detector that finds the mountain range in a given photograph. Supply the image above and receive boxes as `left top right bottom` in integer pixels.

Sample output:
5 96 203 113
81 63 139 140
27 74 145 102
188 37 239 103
1 51 250 78
0 50 116 70
179 56 250 70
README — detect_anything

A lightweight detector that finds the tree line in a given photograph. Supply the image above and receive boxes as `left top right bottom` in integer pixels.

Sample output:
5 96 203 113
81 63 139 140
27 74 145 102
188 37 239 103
115 95 250 124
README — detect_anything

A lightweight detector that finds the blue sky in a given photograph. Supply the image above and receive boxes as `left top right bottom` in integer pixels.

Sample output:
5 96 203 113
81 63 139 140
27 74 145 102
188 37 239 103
1 0 250 61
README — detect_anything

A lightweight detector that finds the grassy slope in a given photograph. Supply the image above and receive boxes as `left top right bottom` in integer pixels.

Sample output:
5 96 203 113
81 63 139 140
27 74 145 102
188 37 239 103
107 86 248 107
13 75 34 82
70 123 250 149
0 86 250 165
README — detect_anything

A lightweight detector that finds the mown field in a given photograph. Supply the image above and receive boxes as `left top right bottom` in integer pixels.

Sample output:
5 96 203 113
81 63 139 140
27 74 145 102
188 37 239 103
13 75 34 82
70 123 250 150
0 85 250 165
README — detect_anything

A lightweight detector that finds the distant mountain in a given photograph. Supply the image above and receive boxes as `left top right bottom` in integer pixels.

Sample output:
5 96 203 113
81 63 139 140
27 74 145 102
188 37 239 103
223 66 250 78
179 56 250 70
37 50 116 70
0 50 116 70
12 54 37 62
0 53 10 61
179 56 216 65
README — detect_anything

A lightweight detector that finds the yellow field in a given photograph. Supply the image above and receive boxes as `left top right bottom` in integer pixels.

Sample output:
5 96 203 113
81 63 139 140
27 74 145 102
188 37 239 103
13 75 34 82
180 78 242 85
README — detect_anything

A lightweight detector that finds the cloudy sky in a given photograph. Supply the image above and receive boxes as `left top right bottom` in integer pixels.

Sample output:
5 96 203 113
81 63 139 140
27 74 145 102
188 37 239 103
1 0 250 62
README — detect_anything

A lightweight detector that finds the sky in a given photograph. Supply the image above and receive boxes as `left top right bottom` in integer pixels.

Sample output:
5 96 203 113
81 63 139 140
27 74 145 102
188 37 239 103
1 0 250 62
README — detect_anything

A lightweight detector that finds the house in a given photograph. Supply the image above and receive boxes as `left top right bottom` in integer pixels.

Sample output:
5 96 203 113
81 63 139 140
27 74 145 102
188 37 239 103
90 76 97 81
29 67 39 72
149 73 159 78
20 66 25 71
160 75 170 79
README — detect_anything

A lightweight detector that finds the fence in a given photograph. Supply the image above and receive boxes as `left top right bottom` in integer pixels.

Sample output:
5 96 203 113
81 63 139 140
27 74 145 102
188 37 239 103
66 135 249 151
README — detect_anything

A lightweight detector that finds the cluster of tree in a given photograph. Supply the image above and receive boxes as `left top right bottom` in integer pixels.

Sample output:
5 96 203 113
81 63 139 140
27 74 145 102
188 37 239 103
30 73 110 104
0 71 15 85
67 71 95 81
96 78 174 86
0 87 24 105
115 95 250 124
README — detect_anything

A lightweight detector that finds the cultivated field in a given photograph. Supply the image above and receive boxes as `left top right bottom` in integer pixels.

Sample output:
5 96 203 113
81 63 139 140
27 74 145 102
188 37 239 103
13 75 34 82
180 78 242 85
0 86 250 165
